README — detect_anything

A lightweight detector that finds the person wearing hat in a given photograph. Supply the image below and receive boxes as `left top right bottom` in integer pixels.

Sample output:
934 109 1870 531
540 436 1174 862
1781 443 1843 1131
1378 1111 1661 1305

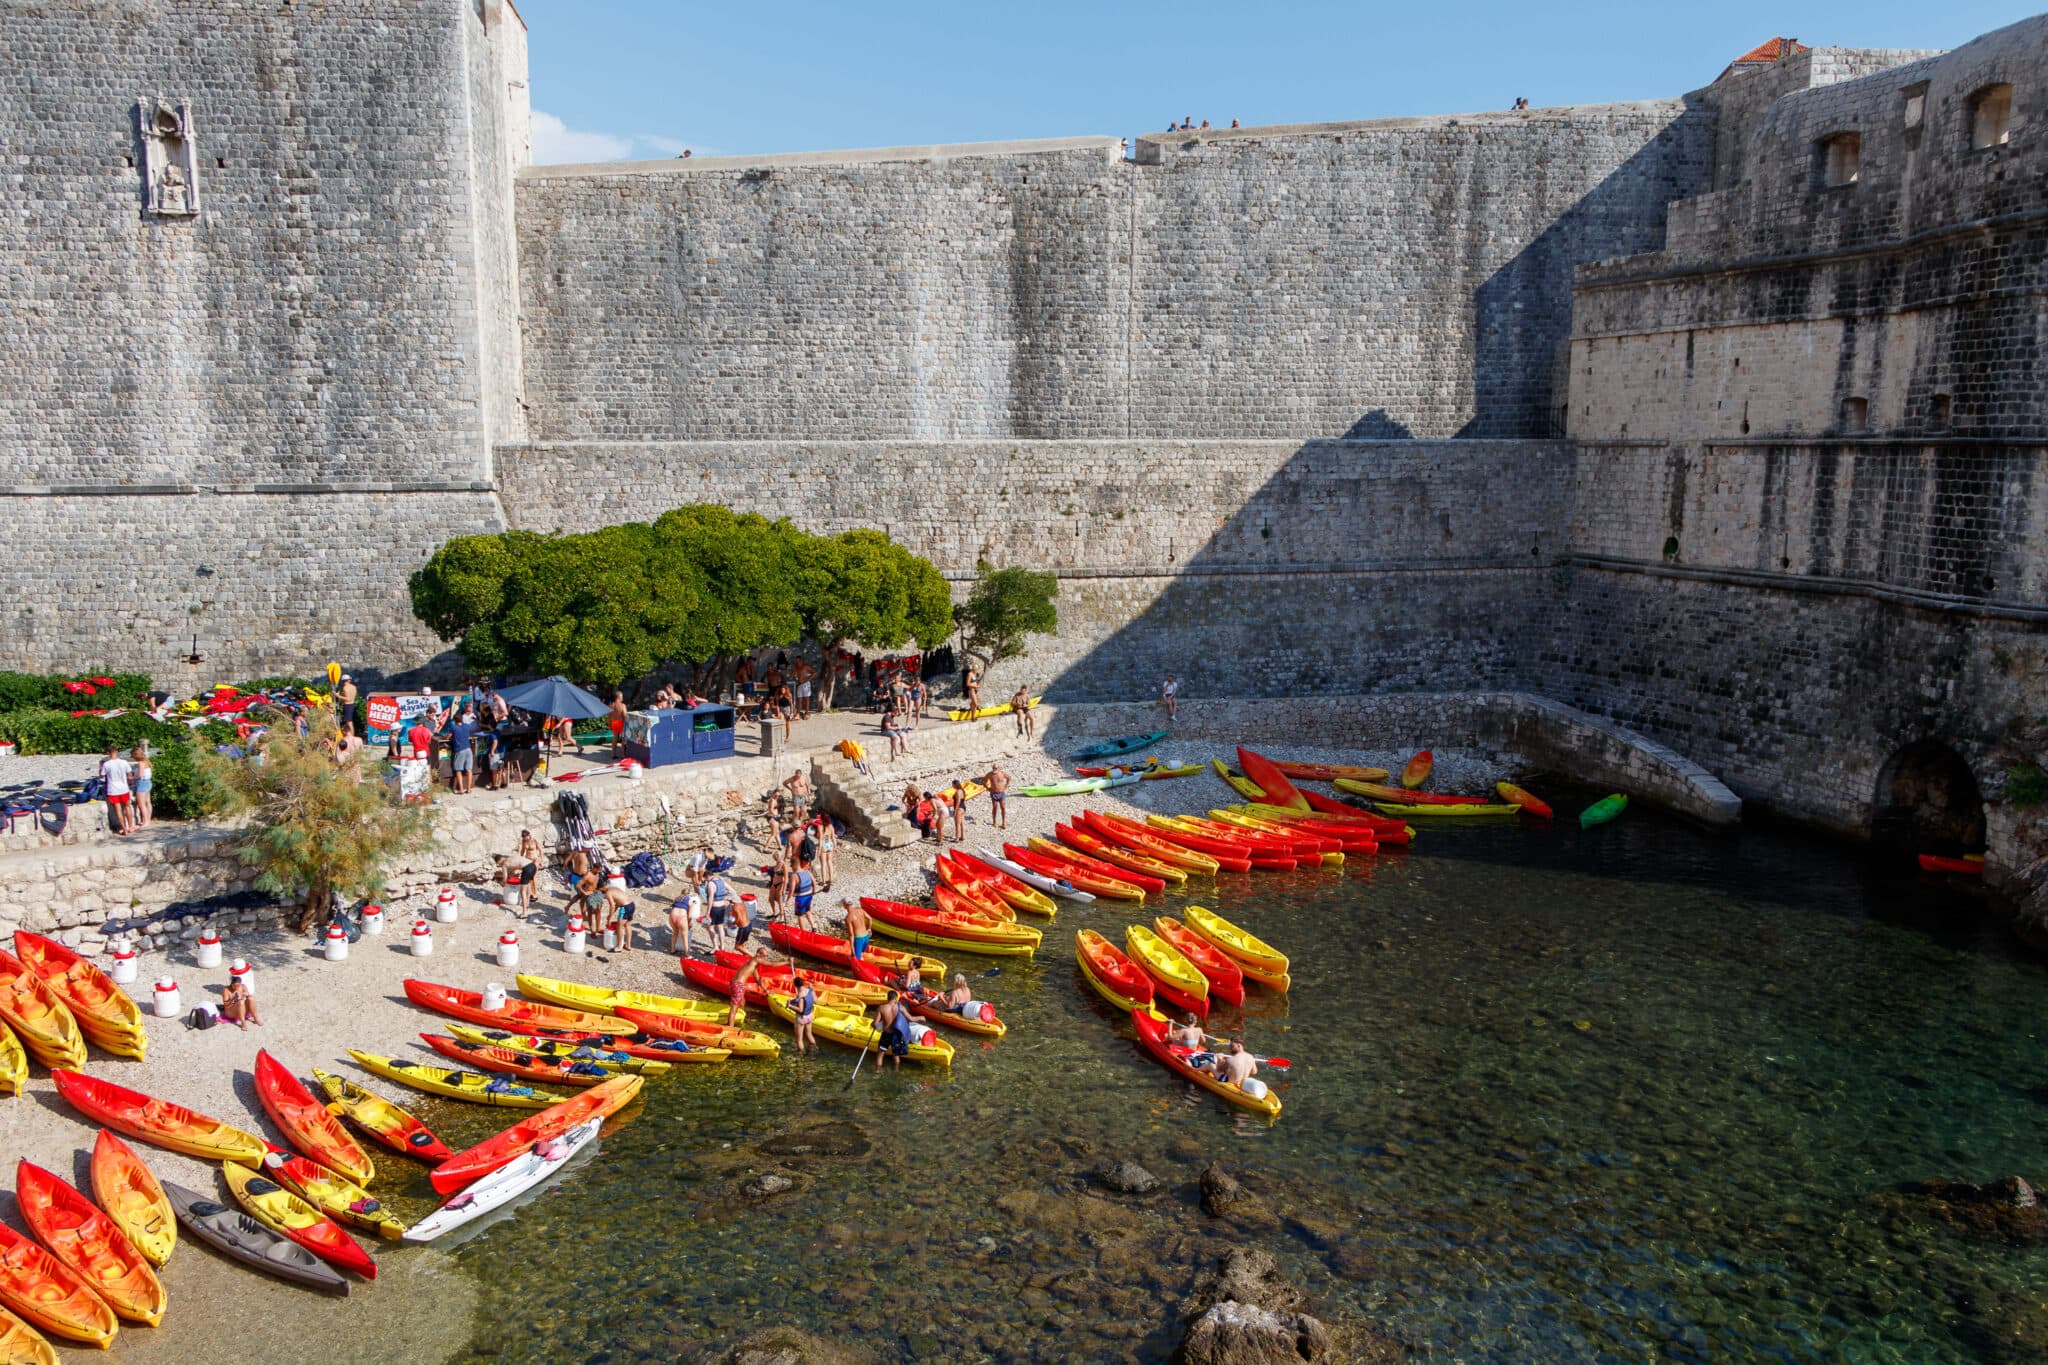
337 674 358 710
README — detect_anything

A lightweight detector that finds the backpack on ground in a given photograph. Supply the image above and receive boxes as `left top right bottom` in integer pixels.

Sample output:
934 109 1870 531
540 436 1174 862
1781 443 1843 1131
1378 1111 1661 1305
185 1004 220 1030
624 852 667 888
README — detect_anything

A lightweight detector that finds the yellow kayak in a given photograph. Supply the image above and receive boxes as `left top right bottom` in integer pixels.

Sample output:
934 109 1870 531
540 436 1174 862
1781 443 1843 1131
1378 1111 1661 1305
515 974 734 1024
0 1022 22 1096
763 992 954 1067
1209 757 1267 801
946 695 1039 723
1125 924 1209 1003
347 1050 566 1109
1368 801 1520 818
1139 764 1205 780
257 1151 406 1241
442 1024 690 1072
1185 906 1290 991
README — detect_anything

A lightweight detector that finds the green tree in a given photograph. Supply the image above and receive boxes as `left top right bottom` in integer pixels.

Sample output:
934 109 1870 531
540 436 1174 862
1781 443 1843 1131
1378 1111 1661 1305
955 563 1058 669
796 530 955 707
196 720 438 932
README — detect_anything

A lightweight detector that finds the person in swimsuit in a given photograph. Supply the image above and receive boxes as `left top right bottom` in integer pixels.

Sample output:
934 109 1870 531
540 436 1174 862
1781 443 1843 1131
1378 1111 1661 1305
727 956 759 1027
872 991 910 1070
515 829 543 909
791 859 816 926
983 762 1012 830
1011 686 1034 738
963 665 982 715
131 744 154 828
1216 1040 1259 1092
603 881 636 953
943 974 975 1013
608 690 628 759
816 818 836 892
731 892 754 950
898 963 927 1003
575 867 607 937
704 873 735 952
947 782 967 841
792 979 818 1055
668 890 703 955
842 898 871 960
1169 1012 1221 1070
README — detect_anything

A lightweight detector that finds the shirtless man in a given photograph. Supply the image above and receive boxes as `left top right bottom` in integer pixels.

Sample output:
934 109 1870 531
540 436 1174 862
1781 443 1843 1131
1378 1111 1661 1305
1215 1039 1260 1092
842 897 872 961
985 763 1011 830
1011 686 1035 739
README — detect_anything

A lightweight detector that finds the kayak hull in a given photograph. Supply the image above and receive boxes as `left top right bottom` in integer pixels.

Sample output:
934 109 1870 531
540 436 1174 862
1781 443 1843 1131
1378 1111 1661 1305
1075 930 1155 1014
1236 748 1309 812
14 932 146 1060
311 1068 454 1163
165 1179 348 1295
431 1074 642 1196
1496 781 1554 819
1579 794 1630 828
54 1069 266 1164
90 1131 176 1267
1185 907 1291 992
406 1118 602 1243
611 1007 782 1057
255 1048 376 1185
404 979 636 1035
1153 917 1246 1006
16 1162 164 1326
346 1050 564 1109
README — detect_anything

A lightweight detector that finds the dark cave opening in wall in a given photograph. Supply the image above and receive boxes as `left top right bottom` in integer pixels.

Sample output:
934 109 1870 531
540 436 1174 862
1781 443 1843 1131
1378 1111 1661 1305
1872 738 1985 859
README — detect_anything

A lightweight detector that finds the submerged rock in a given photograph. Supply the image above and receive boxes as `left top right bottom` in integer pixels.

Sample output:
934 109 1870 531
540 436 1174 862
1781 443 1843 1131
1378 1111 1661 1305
740 1172 801 1199
1177 1299 1330 1365
1887 1176 2048 1245
1092 1157 1161 1196
1199 1163 1246 1216
759 1124 871 1158
695 1325 876 1364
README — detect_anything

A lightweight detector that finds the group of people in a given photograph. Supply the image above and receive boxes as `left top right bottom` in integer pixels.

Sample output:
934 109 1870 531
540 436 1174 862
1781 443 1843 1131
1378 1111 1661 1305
901 761 1011 840
97 743 154 835
1165 1013 1263 1095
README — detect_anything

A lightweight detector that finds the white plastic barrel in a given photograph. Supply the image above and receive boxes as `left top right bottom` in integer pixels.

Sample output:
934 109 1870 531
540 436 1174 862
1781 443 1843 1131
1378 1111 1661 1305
496 930 520 968
151 977 181 1019
480 981 508 1011
564 915 586 956
410 920 434 957
323 924 349 962
107 940 137 985
362 904 385 935
435 886 458 924
194 930 222 969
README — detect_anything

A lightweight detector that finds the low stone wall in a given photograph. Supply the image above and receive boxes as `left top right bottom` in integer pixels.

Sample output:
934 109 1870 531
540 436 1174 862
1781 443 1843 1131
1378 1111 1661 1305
1048 693 1742 826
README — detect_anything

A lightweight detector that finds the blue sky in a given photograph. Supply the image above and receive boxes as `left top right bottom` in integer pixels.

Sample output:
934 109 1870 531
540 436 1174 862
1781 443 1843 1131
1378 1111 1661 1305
516 1 2037 163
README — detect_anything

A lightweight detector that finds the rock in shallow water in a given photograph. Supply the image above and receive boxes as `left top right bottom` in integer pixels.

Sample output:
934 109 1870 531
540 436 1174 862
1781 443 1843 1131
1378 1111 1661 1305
1177 1300 1330 1365
1092 1157 1161 1195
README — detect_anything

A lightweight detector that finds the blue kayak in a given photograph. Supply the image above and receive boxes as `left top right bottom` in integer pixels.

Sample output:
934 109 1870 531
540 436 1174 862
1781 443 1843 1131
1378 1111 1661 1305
1069 731 1168 762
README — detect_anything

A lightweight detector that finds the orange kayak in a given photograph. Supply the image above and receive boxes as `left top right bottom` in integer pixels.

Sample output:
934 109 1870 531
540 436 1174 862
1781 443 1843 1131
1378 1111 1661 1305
1004 843 1147 900
13 932 145 1060
15 1162 164 1326
710 951 887 1005
1496 781 1554 819
1079 809 1232 873
942 851 1059 917
1236 748 1309 811
1053 822 1188 886
420 1035 618 1087
0 951 85 1071
0 1306 56 1365
678 957 868 1013
609 1008 783 1058
0 1218 118 1348
1075 930 1155 1014
255 1049 375 1185
403 979 635 1036
1270 760 1390 783
53 1070 265 1164
933 882 1014 923
431 1073 642 1196
1027 835 1169 894
89 1131 175 1267
1400 750 1434 788
764 923 945 980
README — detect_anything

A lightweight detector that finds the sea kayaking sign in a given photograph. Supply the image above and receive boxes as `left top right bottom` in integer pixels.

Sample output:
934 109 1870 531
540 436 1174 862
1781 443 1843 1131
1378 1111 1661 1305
364 692 466 745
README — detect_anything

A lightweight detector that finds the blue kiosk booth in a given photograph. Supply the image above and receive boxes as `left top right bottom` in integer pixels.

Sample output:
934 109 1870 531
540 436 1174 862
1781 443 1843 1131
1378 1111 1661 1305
623 704 736 768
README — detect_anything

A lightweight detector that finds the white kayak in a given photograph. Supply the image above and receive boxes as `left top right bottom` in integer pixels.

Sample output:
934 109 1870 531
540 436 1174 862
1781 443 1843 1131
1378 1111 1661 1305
403 1118 601 1244
976 847 1097 902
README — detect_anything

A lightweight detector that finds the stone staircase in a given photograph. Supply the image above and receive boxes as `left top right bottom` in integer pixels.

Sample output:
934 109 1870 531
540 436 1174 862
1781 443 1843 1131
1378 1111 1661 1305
811 753 919 849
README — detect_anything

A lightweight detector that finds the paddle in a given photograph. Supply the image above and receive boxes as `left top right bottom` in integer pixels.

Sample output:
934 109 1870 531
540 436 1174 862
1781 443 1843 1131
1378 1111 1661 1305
848 1038 872 1087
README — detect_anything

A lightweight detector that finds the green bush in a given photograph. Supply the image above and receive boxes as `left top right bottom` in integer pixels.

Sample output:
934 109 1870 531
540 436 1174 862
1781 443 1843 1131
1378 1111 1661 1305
2007 763 2048 809
0 671 153 712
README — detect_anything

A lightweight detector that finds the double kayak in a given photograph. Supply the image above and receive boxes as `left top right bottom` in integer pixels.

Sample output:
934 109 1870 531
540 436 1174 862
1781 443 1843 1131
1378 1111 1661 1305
256 1146 404 1241
0 950 86 1071
861 897 1042 956
947 695 1039 723
1069 732 1167 762
442 1023 703 1071
430 1074 642 1196
766 923 944 981
1154 916 1245 1005
1006 842 1146 900
610 1007 782 1058
1131 1008 1282 1118
1185 906 1290 991
221 1162 376 1279
312 1068 454 1163
53 1069 265 1164
255 1049 376 1184
404 979 635 1036
1125 924 1209 1018
974 847 1096 902
844 957 1007 1038
346 1050 565 1109
762 990 955 1066
513 974 732 1024
14 931 146 1060
90 1131 175 1267
1579 793 1629 828
1075 930 1155 1014
165 1180 347 1295
407 1118 602 1244
16 1161 164 1325
0 1217 119 1348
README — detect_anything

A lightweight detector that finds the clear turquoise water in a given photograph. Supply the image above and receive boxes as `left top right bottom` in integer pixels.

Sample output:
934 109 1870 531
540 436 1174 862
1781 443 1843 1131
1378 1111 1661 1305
395 809 2048 1362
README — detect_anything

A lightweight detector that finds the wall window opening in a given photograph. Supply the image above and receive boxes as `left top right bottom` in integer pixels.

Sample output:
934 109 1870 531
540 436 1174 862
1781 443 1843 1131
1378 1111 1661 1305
1841 396 1870 433
1902 88 1926 130
1970 84 2012 149
1931 393 1953 429
1819 131 1862 186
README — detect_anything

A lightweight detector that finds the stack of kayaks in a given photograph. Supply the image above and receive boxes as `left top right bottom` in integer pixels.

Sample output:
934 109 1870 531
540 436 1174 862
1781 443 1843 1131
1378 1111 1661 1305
1026 835 1167 894
860 897 1041 957
13 931 147 1060
0 949 88 1072
766 923 945 980
1053 821 1188 886
940 851 1058 917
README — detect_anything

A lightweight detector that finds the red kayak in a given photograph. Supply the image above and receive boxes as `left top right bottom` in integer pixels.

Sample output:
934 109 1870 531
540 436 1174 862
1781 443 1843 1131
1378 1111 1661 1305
1401 750 1434 788
1298 790 1415 837
1495 781 1555 819
1075 930 1155 1014
710 950 884 1002
843 958 1007 1037
1918 853 1985 876
420 1036 614 1087
933 883 1012 922
1153 917 1246 1006
860 897 1042 950
1001 843 1147 900
1143 818 1303 870
1083 809 1251 873
1023 836 1169 895
681 956 870 1012
944 851 1053 915
254 1049 376 1185
431 1074 642 1196
1237 748 1310 811
404 979 634 1037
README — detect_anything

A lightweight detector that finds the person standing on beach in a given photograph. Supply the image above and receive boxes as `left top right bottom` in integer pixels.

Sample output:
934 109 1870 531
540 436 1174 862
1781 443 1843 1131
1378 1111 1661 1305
963 664 983 716
843 897 871 960
100 744 136 836
1161 675 1179 722
1012 686 1035 739
947 782 968 842
608 691 628 760
792 978 818 1055
986 763 1011 830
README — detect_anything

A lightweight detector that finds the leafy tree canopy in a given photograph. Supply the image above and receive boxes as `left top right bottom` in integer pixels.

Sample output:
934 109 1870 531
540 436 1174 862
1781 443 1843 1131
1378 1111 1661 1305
410 508 954 687
954 563 1059 666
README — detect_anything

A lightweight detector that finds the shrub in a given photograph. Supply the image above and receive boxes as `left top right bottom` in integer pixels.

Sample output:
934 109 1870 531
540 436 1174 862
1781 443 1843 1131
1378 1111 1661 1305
954 563 1059 666
0 671 153 712
0 710 211 818
2006 763 2048 809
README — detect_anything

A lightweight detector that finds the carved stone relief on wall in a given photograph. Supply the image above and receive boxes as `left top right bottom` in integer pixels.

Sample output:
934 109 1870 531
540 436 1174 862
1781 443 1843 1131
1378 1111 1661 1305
138 96 199 217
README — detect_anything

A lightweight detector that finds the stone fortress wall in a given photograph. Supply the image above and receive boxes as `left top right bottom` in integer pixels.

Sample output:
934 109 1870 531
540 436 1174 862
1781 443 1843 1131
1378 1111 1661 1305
0 0 2042 853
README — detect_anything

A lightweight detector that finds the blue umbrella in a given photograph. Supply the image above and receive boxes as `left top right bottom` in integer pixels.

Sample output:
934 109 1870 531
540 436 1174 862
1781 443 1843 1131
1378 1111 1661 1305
496 676 612 720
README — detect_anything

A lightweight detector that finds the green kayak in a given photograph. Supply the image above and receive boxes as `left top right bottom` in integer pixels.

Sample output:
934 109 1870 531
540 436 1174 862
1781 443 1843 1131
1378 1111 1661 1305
1579 793 1629 828
1068 732 1168 762
1019 773 1143 798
